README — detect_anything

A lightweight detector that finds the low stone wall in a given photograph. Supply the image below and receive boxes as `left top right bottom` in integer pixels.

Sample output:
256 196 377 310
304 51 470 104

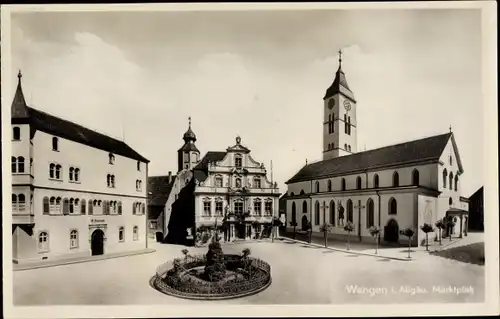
153 254 272 300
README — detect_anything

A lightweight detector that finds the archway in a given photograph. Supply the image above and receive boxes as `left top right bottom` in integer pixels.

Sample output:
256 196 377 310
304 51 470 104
91 229 105 256
384 219 399 243
301 215 309 231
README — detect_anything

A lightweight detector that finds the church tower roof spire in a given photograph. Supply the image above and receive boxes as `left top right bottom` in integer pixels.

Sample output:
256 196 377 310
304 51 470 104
323 49 356 102
11 70 30 118
182 116 197 143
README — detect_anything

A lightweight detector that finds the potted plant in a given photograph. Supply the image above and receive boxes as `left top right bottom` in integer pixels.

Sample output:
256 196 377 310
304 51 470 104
420 223 434 251
344 221 355 250
369 226 381 254
435 219 444 246
319 223 333 248
401 228 415 258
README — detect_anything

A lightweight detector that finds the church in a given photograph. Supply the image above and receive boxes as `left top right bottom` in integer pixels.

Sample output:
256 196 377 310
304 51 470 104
148 119 281 245
285 52 469 247
11 72 149 265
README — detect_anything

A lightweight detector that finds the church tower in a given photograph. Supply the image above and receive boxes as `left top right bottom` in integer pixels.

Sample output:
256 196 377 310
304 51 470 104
177 117 200 172
322 50 358 160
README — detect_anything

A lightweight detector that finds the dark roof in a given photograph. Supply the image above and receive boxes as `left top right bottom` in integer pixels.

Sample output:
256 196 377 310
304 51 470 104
192 151 227 182
183 126 197 142
11 73 149 163
324 65 356 102
286 132 453 184
469 186 483 200
194 151 227 171
148 175 176 206
178 142 200 153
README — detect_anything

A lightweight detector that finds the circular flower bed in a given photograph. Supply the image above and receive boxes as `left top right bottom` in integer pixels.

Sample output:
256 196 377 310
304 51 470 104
152 253 272 300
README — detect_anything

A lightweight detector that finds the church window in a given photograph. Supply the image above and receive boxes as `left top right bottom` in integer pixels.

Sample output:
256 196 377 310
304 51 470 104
119 227 125 242
235 155 242 168
302 200 308 214
13 127 21 140
347 116 351 135
388 197 397 215
63 198 69 215
443 169 448 188
70 230 78 248
254 199 262 216
300 190 305 195
314 201 320 225
137 161 141 171
347 199 353 222
454 175 459 191
81 199 86 215
392 172 399 187
69 198 75 214
49 163 55 178
329 200 335 226
449 197 453 206
344 115 348 134
367 198 375 227
373 174 379 188
449 155 453 166
52 137 59 151
75 168 80 182
356 176 362 190
109 153 115 164
38 231 49 252
215 176 223 187
291 202 297 224
327 180 332 192
290 192 295 196
315 181 320 193
449 172 453 190
133 226 138 241
69 167 74 181
412 169 420 186
341 178 346 191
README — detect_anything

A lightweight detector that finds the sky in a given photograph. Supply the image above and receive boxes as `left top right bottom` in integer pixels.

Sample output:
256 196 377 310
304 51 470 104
8 8 484 196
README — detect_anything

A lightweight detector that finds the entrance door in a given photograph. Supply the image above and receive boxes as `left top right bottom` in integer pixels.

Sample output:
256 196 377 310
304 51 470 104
384 219 399 243
91 229 105 256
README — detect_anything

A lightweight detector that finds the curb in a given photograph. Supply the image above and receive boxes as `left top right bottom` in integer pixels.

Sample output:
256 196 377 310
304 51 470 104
429 237 465 253
13 248 156 271
281 238 412 261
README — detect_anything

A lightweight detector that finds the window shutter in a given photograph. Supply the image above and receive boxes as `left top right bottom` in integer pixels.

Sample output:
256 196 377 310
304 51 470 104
63 199 69 215
81 200 86 215
43 197 50 215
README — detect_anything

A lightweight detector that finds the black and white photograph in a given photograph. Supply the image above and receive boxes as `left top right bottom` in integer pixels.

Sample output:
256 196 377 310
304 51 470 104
1 2 498 318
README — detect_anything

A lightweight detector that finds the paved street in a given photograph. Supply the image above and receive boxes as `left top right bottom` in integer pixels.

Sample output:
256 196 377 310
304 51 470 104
13 238 484 305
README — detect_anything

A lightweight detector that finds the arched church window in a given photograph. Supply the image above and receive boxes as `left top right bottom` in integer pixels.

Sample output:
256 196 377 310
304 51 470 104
341 178 346 191
314 201 320 225
327 180 332 192
393 172 399 187
412 169 420 186
346 200 353 222
367 198 375 227
315 181 320 193
454 175 459 191
389 197 397 215
449 172 453 190
302 200 308 214
347 116 351 135
443 169 448 188
356 176 362 190
373 174 379 188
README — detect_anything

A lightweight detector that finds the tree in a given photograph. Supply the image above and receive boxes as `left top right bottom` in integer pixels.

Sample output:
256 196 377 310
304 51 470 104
319 223 333 248
369 226 381 254
401 228 415 258
289 221 298 239
435 219 444 246
420 223 434 251
344 221 355 250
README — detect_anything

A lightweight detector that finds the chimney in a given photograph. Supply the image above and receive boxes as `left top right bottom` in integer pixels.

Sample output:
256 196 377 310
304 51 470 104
168 171 172 183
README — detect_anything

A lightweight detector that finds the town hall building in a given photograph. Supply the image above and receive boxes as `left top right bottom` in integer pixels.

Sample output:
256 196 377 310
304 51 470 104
11 72 149 265
148 119 281 245
285 52 470 246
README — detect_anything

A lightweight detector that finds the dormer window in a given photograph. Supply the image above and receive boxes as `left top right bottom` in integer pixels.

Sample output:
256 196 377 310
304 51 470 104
235 155 242 168
109 153 115 165
52 137 59 151
13 127 21 140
